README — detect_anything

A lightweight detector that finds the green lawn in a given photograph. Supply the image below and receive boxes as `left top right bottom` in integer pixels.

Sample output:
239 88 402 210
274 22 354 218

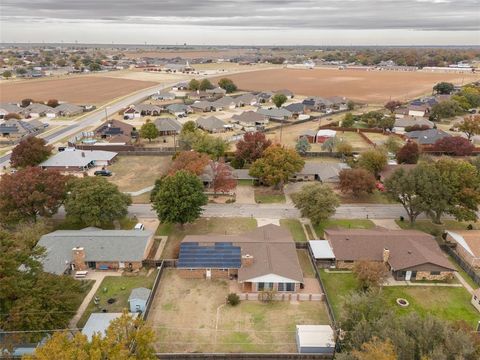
156 217 258 259
77 271 157 328
280 219 307 242
319 270 479 327
49 216 137 231
297 249 315 277
395 219 479 237
237 179 254 186
314 219 375 238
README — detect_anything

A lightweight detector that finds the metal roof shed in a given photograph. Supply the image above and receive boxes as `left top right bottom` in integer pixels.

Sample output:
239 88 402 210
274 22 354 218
296 325 335 354
309 241 335 259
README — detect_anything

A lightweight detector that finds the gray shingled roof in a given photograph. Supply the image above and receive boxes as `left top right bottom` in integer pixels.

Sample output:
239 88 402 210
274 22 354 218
40 150 117 168
406 129 451 145
37 228 153 274
197 116 226 131
129 287 151 302
154 117 182 132
257 108 292 119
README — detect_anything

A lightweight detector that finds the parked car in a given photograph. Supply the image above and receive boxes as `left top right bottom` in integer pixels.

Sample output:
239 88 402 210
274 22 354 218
134 223 145 231
94 169 112 176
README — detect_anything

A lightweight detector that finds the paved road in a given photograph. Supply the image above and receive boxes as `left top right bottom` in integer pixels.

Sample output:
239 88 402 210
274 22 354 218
0 82 177 168
128 203 419 220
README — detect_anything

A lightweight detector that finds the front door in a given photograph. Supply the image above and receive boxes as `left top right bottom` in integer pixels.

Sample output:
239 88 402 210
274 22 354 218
405 271 412 281
206 269 211 279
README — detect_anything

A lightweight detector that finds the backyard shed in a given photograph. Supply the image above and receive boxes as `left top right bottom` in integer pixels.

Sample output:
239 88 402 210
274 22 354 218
128 287 152 313
296 325 335 354
82 313 123 340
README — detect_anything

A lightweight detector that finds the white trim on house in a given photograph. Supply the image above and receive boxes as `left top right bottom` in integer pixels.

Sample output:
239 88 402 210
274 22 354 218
243 273 301 284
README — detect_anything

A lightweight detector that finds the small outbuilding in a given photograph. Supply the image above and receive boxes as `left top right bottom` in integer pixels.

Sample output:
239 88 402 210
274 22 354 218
82 313 123 340
296 325 335 354
128 287 152 313
315 129 336 143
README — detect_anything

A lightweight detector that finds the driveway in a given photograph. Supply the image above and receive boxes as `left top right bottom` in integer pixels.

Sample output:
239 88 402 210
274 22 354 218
371 219 402 230
235 185 255 204
283 182 308 205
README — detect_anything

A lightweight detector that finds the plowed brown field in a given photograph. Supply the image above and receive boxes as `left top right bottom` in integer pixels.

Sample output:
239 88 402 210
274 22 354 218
0 76 158 104
213 68 479 103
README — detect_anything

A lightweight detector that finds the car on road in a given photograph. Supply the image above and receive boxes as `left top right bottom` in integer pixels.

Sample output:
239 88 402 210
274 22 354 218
94 169 112 176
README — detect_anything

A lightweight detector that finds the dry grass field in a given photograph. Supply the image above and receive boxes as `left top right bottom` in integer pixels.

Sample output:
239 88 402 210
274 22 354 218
0 76 159 104
214 68 479 104
148 270 330 353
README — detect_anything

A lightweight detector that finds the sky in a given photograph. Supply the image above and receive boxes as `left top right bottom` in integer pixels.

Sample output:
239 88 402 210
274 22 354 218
1 0 479 46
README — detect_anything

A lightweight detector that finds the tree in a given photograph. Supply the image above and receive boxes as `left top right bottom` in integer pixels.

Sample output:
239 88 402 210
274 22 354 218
342 112 355 127
347 100 355 111
249 145 304 189
192 133 228 159
208 160 237 196
385 168 425 224
0 167 68 225
429 100 463 121
416 159 480 224
188 78 200 91
10 137 53 168
357 149 387 177
384 100 402 113
433 82 454 95
139 120 158 143
235 132 272 164
336 141 354 156
181 120 197 134
339 168 376 197
0 228 85 336
64 177 131 227
21 98 33 107
272 93 287 108
353 261 389 290
291 183 340 225
170 150 210 176
396 141 420 164
383 136 402 154
458 115 480 141
16 67 27 75
25 312 156 360
152 171 207 227
2 70 12 78
46 99 59 108
433 136 475 156
351 338 397 360
218 78 237 93
321 137 337 152
295 137 311 155
199 78 214 91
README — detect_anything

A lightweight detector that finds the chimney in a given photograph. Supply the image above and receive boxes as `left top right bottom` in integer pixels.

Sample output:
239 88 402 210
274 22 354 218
382 248 390 263
241 254 254 267
72 247 87 270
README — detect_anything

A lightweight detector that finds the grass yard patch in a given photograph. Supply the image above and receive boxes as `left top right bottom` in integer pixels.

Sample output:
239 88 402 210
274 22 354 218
157 217 258 259
337 189 395 204
447 255 478 289
131 191 152 204
254 188 286 204
49 216 137 231
148 269 330 353
237 179 254 186
77 271 157 328
314 219 375 238
395 219 479 237
297 249 315 277
336 132 371 152
108 155 172 192
280 219 307 242
319 270 479 327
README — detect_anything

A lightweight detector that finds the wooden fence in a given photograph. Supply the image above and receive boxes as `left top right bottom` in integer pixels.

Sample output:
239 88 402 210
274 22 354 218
441 245 480 287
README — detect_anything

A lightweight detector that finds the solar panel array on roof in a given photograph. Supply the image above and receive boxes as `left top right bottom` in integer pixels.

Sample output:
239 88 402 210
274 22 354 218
177 242 241 269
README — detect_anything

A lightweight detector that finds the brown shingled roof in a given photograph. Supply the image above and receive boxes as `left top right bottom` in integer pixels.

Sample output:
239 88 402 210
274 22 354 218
182 224 303 283
325 229 454 271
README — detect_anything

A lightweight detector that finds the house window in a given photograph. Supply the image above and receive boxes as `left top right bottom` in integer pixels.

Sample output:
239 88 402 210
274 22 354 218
278 283 295 292
257 282 273 291
431 271 441 275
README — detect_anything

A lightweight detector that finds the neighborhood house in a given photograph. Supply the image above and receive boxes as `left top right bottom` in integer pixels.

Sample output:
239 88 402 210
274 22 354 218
177 224 304 293
39 149 117 171
446 231 480 268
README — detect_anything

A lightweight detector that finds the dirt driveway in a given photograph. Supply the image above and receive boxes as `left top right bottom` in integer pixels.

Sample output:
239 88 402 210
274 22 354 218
235 185 255 204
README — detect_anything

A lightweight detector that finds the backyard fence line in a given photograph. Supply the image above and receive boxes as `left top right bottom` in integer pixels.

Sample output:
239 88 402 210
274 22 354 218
155 353 333 360
142 261 165 320
441 245 480 287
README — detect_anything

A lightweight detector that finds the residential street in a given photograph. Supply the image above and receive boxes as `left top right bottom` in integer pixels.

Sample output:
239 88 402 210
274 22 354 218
128 203 426 220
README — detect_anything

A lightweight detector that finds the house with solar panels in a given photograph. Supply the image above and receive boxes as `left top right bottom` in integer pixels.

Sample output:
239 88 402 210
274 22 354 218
177 224 304 293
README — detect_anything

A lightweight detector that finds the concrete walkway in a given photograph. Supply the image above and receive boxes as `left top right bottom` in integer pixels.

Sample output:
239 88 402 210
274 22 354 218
125 185 154 197
454 272 475 295
69 271 122 328
371 219 402 230
256 218 280 226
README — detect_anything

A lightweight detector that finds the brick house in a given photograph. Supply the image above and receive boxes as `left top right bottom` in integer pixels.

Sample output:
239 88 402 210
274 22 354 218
177 224 304 293
37 227 154 274
325 229 455 281
446 231 480 268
